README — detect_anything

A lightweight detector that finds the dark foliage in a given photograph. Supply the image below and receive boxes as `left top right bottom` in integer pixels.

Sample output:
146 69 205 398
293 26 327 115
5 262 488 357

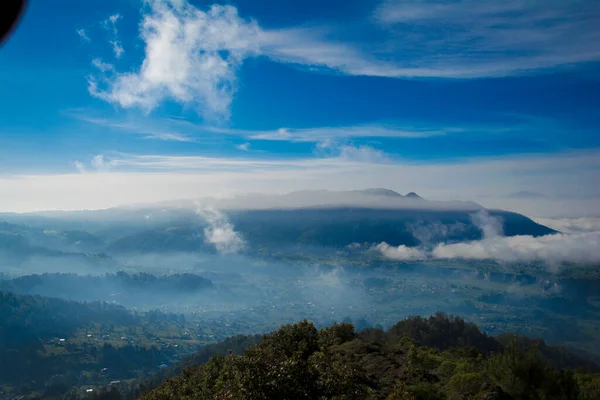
138 314 600 400
386 312 501 355
128 334 262 398
0 291 182 397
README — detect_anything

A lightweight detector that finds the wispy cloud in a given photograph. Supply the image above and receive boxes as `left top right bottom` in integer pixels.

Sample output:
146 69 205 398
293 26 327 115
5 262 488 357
265 0 600 78
76 28 90 43
75 148 600 176
68 110 461 144
103 14 124 58
91 59 114 73
236 142 251 151
89 3 259 120
100 153 350 172
88 0 600 118
142 132 193 142
240 124 455 142
73 155 117 173
105 14 121 31
67 111 195 142
257 26 400 78
370 0 600 77
110 40 124 59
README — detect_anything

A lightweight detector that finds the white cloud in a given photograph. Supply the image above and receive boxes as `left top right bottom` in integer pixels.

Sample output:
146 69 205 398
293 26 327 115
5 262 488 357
104 14 121 36
108 14 121 27
74 155 117 173
195 206 245 253
375 242 427 260
91 59 114 73
88 1 600 118
236 142 250 151
73 161 86 173
431 232 600 267
111 40 125 58
90 155 114 171
88 2 405 117
375 211 600 267
76 29 90 42
89 2 260 120
104 14 124 58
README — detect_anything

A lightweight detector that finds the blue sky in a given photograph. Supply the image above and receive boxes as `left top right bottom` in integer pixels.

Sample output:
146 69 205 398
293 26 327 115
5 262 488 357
0 0 599 213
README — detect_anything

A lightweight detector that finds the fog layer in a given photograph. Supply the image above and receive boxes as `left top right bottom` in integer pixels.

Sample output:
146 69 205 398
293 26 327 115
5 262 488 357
377 213 600 267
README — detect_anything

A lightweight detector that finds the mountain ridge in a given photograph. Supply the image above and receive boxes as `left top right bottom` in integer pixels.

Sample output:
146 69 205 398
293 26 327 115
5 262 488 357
0 192 557 257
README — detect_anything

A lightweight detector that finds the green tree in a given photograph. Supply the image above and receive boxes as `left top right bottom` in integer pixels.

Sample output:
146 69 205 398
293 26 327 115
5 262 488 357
388 380 416 400
446 373 485 400
576 373 600 400
487 336 545 398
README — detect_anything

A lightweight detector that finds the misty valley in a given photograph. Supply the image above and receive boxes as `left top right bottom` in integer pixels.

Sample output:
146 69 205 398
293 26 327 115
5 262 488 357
1 190 599 399
4 0 600 396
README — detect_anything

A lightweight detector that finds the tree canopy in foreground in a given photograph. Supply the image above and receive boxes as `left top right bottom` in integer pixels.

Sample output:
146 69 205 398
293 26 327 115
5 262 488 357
137 313 600 400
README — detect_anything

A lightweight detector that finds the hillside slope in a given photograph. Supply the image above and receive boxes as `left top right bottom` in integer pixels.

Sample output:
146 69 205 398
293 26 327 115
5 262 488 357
103 208 556 254
1 190 557 256
138 314 599 400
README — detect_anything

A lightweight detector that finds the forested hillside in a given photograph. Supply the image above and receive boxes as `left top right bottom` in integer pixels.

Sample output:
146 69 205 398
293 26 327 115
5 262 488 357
0 292 192 399
1 202 556 258
103 208 556 254
137 313 600 400
2 290 599 399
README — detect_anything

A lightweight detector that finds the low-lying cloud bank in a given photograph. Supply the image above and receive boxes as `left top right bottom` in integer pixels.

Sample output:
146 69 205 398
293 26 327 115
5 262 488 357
377 216 600 267
431 232 600 265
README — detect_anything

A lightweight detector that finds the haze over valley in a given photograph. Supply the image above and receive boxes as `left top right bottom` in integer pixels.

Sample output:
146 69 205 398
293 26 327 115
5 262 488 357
1 0 600 397
2 188 600 398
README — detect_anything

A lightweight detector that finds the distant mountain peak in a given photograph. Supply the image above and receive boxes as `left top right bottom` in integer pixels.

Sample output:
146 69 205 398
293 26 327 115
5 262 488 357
405 192 423 200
